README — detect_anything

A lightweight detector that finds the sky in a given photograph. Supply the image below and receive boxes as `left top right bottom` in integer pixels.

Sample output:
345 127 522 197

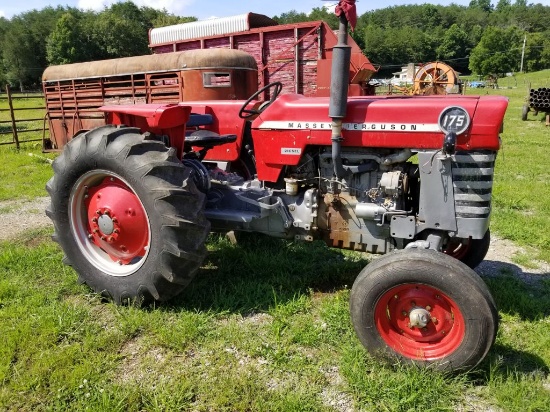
0 0 479 20
1 0 550 20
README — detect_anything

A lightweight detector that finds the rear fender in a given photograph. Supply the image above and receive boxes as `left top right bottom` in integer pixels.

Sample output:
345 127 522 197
100 104 191 157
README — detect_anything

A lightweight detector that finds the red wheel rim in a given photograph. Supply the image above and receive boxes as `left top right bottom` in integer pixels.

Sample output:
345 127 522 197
374 283 465 360
85 177 149 264
70 170 151 277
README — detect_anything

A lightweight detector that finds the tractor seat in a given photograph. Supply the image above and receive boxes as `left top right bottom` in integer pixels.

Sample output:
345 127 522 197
185 129 237 148
186 113 213 127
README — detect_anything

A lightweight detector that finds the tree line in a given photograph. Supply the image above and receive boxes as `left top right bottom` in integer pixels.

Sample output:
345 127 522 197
0 2 195 90
1 1 549 90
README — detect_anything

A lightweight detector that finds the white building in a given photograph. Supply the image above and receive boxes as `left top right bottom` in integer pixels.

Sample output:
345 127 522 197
391 63 421 85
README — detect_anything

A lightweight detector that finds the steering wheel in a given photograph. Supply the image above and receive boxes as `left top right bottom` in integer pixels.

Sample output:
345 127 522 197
238 82 283 119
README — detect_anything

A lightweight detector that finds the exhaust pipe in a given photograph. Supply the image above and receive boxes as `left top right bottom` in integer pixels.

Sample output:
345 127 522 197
329 7 353 180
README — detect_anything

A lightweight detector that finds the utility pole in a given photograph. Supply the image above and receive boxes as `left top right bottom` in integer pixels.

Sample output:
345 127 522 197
520 34 527 73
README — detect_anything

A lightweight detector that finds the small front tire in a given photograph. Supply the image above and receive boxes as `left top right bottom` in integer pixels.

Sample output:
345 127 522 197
350 249 498 371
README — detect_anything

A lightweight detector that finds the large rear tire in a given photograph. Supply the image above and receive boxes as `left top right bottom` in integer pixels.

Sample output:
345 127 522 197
350 249 498 371
46 125 210 304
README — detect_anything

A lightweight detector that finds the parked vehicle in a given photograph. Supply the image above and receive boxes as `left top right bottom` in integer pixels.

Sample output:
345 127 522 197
45 2 508 371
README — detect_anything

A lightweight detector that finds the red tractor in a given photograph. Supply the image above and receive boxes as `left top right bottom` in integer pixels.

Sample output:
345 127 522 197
46 2 508 371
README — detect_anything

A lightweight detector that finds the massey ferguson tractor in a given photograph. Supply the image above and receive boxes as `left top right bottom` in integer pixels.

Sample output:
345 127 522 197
45 1 508 371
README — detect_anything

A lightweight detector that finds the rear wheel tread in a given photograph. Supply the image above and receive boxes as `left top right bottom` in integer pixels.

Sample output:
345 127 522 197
46 127 210 305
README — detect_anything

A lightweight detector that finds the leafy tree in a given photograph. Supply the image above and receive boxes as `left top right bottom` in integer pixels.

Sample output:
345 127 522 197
309 7 339 29
469 0 493 13
46 12 87 65
436 24 471 72
362 25 435 68
273 10 309 24
2 7 67 88
2 19 40 89
469 26 523 75
495 0 512 12
522 31 550 72
85 2 151 60
149 13 197 28
0 17 9 86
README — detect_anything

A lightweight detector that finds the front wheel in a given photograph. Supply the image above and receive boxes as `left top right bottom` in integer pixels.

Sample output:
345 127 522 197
46 125 210 304
350 249 498 371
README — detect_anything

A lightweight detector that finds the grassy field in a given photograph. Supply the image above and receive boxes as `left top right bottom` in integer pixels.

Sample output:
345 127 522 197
0 71 549 411
468 70 550 264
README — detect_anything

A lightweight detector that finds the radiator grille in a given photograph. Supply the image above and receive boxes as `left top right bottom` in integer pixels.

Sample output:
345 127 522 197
452 152 496 219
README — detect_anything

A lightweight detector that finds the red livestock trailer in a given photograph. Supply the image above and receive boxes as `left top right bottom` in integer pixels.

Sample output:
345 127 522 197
148 13 377 97
42 49 258 150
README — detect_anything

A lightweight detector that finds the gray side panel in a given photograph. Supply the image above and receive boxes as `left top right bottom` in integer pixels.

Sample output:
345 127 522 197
417 152 457 232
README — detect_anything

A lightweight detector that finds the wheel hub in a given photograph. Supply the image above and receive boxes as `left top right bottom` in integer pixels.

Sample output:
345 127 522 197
408 307 431 328
84 177 149 264
97 214 115 235
374 284 465 360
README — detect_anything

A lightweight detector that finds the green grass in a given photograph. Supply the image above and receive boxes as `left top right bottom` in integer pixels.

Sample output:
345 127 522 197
466 69 550 263
1 231 549 411
0 94 54 201
0 94 46 145
0 71 549 411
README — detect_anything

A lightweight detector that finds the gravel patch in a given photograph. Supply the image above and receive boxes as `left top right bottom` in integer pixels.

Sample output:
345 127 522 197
0 196 51 241
477 234 550 282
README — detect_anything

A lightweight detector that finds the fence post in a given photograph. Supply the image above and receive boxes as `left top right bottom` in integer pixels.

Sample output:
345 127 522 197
6 84 20 150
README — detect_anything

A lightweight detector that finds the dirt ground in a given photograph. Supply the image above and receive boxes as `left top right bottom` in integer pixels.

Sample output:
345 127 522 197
1 196 549 280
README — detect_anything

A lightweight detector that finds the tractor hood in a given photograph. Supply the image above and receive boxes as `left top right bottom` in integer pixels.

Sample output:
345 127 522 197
250 93 508 181
252 94 508 151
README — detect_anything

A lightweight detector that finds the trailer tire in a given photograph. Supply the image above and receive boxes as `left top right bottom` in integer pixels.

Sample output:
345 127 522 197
521 104 529 121
444 229 491 269
350 249 498 371
46 125 210 305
